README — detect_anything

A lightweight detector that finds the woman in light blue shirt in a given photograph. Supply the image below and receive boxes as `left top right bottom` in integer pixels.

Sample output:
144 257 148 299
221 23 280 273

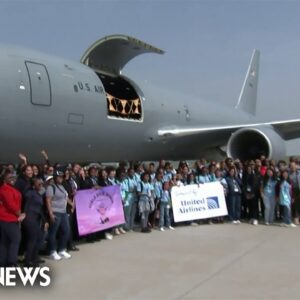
123 168 138 231
187 173 197 185
208 164 217 182
159 182 174 231
108 167 126 235
261 168 277 225
279 170 296 227
196 167 210 184
137 172 154 233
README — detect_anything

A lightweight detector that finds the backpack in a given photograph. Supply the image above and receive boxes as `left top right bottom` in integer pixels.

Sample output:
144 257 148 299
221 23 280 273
50 184 67 197
139 182 155 212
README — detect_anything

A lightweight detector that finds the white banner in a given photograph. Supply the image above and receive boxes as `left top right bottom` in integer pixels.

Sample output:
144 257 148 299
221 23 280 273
171 182 228 222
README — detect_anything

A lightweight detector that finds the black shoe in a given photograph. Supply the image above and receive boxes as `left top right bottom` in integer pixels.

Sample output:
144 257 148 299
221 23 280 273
86 238 95 243
24 262 39 268
141 228 151 233
7 263 20 268
35 258 46 264
18 258 25 264
68 246 80 252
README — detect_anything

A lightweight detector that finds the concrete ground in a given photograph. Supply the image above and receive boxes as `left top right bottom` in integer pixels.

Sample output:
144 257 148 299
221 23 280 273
2 222 300 300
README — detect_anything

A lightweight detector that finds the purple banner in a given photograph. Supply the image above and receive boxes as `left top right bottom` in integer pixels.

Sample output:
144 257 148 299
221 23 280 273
75 185 125 236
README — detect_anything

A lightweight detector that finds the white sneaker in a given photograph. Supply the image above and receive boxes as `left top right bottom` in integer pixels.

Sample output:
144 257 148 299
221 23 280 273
265 222 270 226
253 219 258 226
232 221 237 224
105 232 113 240
290 223 297 228
49 251 62 261
58 250 72 259
160 227 165 231
119 227 126 234
168 226 175 230
236 220 241 224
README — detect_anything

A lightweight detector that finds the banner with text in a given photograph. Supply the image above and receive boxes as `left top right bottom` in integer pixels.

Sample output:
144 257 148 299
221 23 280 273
171 182 228 222
75 185 125 236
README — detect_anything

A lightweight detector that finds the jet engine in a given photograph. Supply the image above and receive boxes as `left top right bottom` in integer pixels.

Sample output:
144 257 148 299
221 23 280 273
226 126 285 161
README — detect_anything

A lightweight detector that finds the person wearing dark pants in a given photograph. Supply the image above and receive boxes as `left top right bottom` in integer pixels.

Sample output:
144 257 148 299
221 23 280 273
254 170 264 219
0 170 25 267
23 178 48 266
243 165 259 225
62 169 79 251
46 170 71 261
22 220 45 266
67 212 79 250
226 167 242 224
0 221 21 267
47 212 70 254
289 162 300 225
228 194 242 222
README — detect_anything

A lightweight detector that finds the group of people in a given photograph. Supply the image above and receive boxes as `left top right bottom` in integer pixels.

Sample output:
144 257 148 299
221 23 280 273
0 151 299 268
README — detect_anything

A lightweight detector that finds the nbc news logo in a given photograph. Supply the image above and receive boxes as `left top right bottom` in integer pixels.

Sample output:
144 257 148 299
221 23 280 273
0 267 51 287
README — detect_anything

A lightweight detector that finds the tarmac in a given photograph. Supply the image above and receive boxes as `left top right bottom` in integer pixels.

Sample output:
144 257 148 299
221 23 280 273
1 222 300 300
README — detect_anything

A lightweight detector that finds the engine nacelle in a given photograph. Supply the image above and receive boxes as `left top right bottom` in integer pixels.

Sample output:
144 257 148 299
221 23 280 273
226 126 286 161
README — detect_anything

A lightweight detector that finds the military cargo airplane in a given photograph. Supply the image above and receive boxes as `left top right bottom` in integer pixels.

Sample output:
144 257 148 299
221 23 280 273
0 34 299 163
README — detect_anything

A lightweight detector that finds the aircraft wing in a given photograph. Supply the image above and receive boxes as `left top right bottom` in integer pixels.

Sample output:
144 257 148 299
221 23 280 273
158 118 300 140
271 120 300 140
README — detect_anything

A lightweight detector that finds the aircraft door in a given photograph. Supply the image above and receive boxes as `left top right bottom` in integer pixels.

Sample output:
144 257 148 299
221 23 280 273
25 61 51 106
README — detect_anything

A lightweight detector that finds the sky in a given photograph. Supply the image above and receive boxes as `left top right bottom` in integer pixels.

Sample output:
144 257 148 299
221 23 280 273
1 0 300 154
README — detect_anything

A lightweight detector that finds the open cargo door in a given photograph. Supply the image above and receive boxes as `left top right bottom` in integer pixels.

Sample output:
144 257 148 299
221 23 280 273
81 34 164 76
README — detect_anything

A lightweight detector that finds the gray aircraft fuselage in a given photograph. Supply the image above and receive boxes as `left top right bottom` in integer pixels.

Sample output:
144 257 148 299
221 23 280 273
1 37 280 164
0 44 248 163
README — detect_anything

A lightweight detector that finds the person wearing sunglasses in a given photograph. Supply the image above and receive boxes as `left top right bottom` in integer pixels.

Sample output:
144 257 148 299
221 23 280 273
0 170 25 267
46 170 71 260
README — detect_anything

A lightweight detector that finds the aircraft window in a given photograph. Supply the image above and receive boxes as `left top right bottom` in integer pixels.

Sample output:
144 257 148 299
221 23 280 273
97 72 142 121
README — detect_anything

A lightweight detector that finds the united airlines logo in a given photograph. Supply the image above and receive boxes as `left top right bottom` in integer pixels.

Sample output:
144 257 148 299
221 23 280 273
207 196 220 209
